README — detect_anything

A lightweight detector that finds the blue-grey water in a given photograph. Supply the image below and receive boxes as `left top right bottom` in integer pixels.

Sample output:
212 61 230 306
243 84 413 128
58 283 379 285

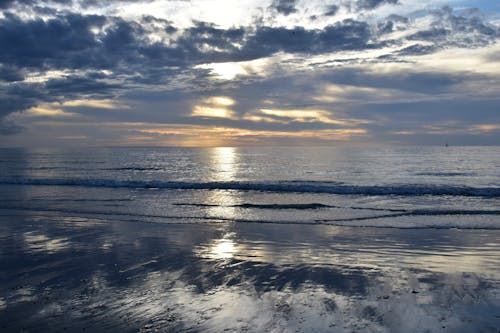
0 146 499 332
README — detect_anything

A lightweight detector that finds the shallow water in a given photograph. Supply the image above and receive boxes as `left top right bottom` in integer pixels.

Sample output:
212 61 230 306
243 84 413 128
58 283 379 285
0 147 499 332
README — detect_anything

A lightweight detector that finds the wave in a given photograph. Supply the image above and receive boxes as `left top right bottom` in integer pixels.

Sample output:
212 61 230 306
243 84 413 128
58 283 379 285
1 205 499 229
0 177 499 197
174 203 335 210
414 172 475 177
101 167 163 171
174 203 407 212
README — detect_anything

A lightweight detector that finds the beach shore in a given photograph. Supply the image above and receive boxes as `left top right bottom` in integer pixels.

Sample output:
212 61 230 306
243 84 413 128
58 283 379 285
1 211 499 332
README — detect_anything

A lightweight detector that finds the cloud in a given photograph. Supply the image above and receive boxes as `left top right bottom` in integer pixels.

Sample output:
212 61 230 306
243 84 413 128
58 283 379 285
0 119 23 135
406 6 499 49
0 64 24 82
324 4 339 17
0 12 378 134
356 0 398 10
191 96 237 119
0 2 499 144
246 108 349 125
135 125 368 146
0 83 44 119
0 0 161 9
62 99 129 109
0 75 120 134
23 105 78 117
0 13 107 70
467 124 500 133
240 19 373 59
270 0 298 16
0 12 376 76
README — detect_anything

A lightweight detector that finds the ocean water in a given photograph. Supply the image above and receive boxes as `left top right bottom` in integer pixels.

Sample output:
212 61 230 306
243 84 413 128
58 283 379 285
0 146 499 228
0 146 499 332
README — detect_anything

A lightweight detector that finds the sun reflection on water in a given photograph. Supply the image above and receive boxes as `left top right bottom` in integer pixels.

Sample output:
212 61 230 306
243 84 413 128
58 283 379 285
206 147 240 218
194 233 239 260
210 147 238 182
210 237 237 259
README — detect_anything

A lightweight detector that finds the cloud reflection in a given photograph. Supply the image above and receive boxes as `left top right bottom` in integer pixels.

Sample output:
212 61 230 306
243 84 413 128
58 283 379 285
23 231 71 254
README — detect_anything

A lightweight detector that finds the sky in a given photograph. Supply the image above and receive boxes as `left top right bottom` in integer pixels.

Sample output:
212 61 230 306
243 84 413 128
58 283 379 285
0 0 499 147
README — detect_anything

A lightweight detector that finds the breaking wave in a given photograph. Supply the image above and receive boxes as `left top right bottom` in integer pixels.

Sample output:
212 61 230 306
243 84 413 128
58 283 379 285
0 177 499 197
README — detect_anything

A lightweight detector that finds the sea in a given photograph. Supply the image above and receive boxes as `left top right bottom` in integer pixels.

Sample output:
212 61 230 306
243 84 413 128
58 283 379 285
0 146 499 332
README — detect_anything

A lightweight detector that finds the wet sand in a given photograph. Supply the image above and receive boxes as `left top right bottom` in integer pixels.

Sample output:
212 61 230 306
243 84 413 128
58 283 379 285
0 210 499 332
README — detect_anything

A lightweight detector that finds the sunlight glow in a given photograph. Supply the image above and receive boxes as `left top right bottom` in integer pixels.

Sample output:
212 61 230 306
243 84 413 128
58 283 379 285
194 233 241 261
203 147 240 218
196 62 248 80
136 125 368 146
63 99 130 109
210 238 237 259
24 105 77 117
258 108 347 125
211 147 238 181
468 124 500 133
206 96 235 107
192 106 235 119
191 96 237 119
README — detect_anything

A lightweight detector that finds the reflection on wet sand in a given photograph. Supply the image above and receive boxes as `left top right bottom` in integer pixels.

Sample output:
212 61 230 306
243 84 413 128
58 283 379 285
0 213 499 332
205 233 238 260
23 231 71 254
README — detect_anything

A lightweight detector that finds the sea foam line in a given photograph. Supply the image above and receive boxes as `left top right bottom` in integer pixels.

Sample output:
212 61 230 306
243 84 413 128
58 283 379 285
0 205 499 229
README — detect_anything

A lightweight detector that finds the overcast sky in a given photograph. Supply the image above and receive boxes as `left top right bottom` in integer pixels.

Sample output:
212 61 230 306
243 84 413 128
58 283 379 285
0 0 499 147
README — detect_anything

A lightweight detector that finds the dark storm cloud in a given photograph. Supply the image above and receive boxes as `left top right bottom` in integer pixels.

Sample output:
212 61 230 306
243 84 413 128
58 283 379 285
270 0 298 16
